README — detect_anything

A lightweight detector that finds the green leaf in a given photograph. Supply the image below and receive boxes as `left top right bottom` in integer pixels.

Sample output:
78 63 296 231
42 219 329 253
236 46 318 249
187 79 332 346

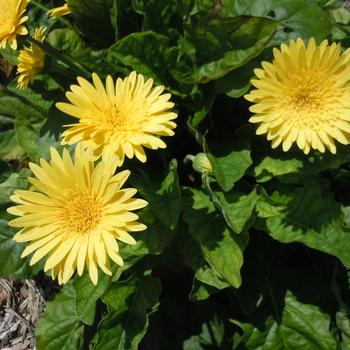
208 129 252 192
15 117 40 161
181 16 278 83
225 0 331 41
254 156 303 182
0 218 36 279
262 180 350 268
194 264 229 290
215 189 258 233
73 272 111 326
336 311 350 350
92 276 161 350
183 316 225 350
0 92 46 122
105 31 193 95
0 46 18 65
47 28 86 52
0 130 23 159
189 280 216 301
233 290 337 349
131 160 182 229
7 80 53 112
36 283 84 350
183 188 248 288
332 8 350 24
0 168 30 204
253 146 350 183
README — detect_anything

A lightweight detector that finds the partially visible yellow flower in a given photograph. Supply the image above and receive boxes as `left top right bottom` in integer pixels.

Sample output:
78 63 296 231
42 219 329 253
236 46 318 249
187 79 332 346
0 0 29 50
7 145 148 285
245 38 350 154
17 27 46 90
48 1 71 18
56 72 177 166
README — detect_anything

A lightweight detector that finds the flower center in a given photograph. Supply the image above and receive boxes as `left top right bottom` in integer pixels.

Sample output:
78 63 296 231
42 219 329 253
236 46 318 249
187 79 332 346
282 71 338 129
104 106 126 130
61 194 102 235
290 88 321 113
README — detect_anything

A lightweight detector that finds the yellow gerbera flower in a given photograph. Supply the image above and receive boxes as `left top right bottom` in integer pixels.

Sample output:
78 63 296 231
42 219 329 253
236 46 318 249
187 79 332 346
56 72 177 165
48 1 71 18
17 27 46 90
0 0 29 50
7 145 148 285
245 38 350 154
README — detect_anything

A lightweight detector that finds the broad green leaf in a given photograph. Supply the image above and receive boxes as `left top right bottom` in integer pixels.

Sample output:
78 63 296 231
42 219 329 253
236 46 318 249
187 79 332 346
73 272 111 326
262 180 350 268
183 316 225 350
131 160 182 229
214 189 258 233
332 7 350 24
180 16 278 83
67 0 115 48
118 208 175 260
0 218 35 279
208 129 252 192
0 168 30 204
48 28 85 52
105 31 193 95
190 280 216 301
177 231 228 300
254 156 303 182
336 311 350 350
15 117 40 161
0 130 22 159
195 264 229 290
7 80 53 112
223 0 331 41
253 146 350 182
36 284 84 350
183 188 249 288
213 59 257 98
0 93 46 122
92 276 161 350
0 46 18 65
0 93 45 160
233 290 337 349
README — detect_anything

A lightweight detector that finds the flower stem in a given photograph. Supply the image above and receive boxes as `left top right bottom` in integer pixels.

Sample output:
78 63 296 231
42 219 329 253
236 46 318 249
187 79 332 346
28 37 90 79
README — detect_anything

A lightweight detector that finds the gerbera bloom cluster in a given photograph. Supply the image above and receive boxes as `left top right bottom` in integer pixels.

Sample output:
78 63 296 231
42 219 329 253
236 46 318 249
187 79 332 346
3 0 177 286
8 146 148 285
9 67 177 283
0 0 29 49
17 27 46 89
245 38 350 154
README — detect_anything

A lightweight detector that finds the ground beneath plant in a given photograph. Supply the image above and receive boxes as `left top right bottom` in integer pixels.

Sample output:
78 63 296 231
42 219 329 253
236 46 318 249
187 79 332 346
0 278 45 350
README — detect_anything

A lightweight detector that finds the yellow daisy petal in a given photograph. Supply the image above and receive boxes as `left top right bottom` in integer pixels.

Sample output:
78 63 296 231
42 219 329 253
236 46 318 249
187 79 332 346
0 0 29 50
244 37 350 154
8 146 147 285
57 72 177 165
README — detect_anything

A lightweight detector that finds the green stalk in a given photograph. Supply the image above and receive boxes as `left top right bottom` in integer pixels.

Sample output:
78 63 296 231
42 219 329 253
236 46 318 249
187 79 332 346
28 37 90 79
